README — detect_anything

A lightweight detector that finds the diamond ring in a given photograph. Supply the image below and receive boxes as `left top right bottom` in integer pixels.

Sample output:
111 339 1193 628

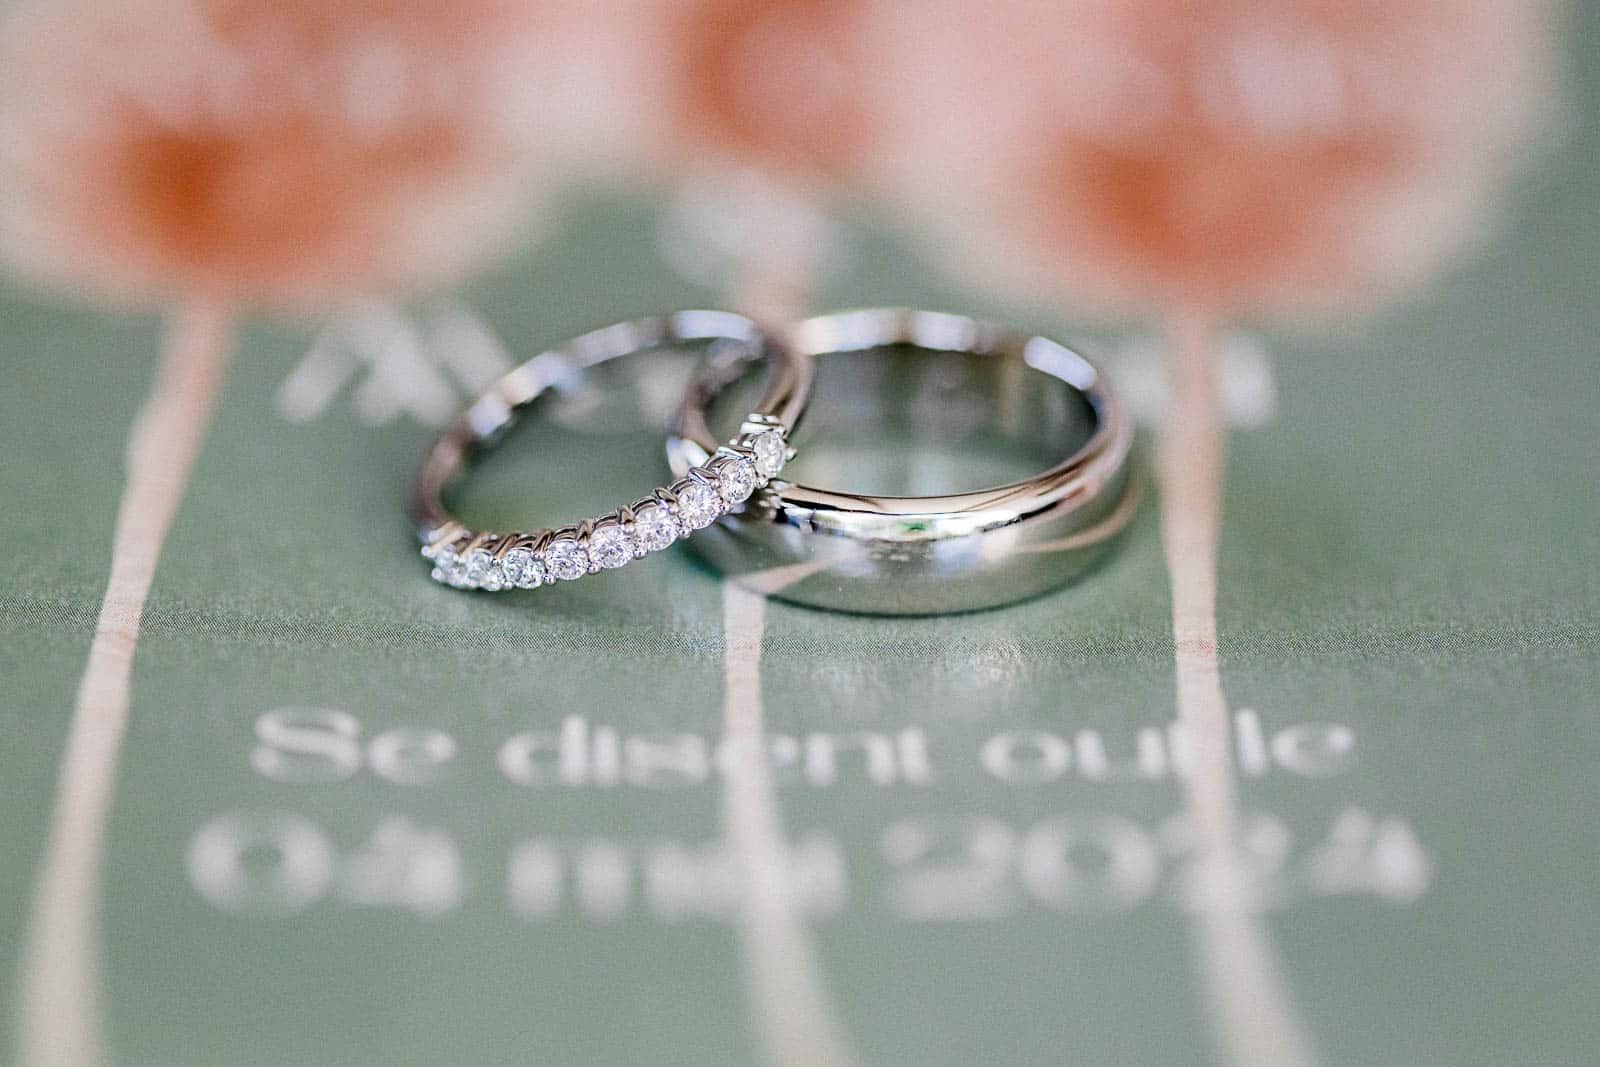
409 311 807 592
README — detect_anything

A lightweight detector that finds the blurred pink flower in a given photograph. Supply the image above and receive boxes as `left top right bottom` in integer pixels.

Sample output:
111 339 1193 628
635 0 885 190
0 0 562 309
870 15 1555 1064
4 17 587 1054
877 0 1558 315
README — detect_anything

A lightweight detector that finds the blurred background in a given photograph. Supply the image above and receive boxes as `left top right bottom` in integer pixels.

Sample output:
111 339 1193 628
1 2 1595 1065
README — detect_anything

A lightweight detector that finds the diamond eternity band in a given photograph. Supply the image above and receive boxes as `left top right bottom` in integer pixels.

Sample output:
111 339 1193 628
408 311 809 596
420 419 790 592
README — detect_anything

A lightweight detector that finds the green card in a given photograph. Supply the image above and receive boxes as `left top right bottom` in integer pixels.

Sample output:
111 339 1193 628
5 58 1599 1067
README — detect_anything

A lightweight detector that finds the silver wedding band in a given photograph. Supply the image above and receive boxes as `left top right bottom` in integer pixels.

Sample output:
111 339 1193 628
668 309 1137 614
410 308 1135 613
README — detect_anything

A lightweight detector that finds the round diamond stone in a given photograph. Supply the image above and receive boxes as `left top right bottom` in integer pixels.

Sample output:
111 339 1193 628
501 547 544 589
543 538 589 581
717 457 760 504
675 481 722 530
752 431 786 478
463 548 504 591
587 524 633 569
430 545 471 588
632 505 679 552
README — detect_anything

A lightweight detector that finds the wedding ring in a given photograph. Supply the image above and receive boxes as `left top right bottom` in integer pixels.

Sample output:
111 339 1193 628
410 311 808 592
668 309 1137 614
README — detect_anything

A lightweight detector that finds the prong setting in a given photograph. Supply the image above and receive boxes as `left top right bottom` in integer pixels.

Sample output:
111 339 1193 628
420 416 789 591
542 531 589 582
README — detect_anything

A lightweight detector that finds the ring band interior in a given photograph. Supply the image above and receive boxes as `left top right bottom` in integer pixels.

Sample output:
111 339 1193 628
704 342 1099 495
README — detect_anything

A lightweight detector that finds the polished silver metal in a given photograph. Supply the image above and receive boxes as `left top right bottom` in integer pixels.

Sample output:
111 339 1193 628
668 308 1137 614
409 311 809 592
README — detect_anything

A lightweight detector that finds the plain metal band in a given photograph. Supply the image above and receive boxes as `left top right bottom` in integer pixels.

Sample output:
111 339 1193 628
409 309 808 544
667 308 1137 614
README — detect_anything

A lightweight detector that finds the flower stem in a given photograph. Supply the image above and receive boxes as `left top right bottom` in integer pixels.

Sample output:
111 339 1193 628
1158 306 1321 1067
18 297 233 1067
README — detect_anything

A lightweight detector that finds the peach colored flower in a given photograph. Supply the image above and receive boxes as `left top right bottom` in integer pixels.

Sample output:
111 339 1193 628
2 5 592 1061
876 0 1558 315
636 0 885 190
0 0 561 309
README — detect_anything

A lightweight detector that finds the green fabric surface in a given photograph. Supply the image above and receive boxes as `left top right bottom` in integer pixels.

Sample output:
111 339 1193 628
4 21 1600 1067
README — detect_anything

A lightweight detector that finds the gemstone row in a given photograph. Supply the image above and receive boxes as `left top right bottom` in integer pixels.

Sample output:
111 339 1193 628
422 427 788 591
